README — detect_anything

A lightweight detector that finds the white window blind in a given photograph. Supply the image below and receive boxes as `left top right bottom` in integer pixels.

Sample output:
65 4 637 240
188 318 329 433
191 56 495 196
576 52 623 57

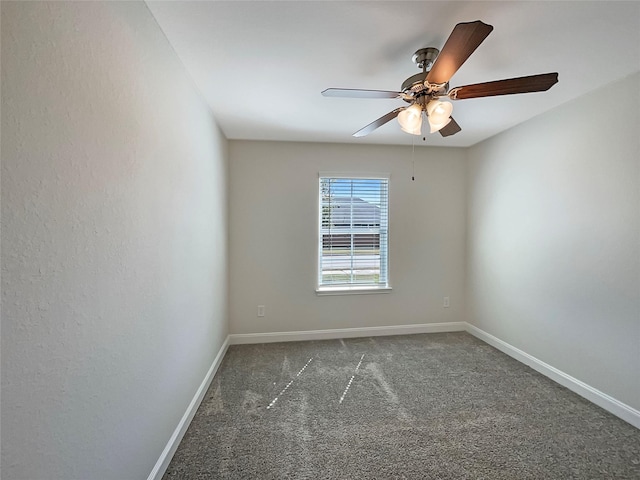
318 176 389 289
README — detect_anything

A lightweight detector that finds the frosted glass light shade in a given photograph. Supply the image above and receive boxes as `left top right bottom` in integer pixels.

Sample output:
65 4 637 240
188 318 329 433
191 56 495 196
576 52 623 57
426 100 453 133
397 104 423 135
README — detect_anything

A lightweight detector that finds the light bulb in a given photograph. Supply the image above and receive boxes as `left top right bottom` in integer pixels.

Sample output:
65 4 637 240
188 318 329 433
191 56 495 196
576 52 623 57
397 104 423 135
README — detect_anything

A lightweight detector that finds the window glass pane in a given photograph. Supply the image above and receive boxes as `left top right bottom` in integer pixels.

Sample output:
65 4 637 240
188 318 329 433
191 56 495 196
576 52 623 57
319 176 388 288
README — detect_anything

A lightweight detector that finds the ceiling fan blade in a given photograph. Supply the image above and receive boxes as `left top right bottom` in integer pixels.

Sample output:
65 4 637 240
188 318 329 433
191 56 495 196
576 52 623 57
322 88 402 99
439 117 461 137
426 20 494 85
353 107 404 137
448 73 559 100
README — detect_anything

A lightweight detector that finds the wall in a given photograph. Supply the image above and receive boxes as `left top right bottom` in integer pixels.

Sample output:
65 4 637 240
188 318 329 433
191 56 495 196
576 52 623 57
1 2 228 479
229 140 466 334
466 73 640 411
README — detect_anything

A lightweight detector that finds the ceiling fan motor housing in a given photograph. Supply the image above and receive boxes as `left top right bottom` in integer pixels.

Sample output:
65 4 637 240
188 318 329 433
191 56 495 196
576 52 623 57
401 47 448 103
401 75 448 98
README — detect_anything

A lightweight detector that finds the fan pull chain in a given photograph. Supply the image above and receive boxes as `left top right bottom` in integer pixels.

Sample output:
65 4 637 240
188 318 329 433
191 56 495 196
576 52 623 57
411 139 415 181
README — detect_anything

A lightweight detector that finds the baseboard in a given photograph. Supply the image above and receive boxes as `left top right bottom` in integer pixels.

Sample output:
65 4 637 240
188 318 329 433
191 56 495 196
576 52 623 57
229 322 466 345
464 323 640 429
147 335 230 480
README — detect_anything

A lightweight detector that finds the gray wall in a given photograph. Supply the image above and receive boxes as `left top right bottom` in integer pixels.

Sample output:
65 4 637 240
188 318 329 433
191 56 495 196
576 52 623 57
229 141 467 334
1 2 228 479
466 73 640 411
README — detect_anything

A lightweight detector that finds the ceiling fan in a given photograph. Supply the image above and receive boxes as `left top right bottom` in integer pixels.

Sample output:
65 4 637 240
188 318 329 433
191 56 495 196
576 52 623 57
322 20 558 138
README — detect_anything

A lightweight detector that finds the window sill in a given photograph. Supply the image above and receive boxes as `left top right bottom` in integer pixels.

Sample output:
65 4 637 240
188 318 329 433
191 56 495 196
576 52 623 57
315 285 393 296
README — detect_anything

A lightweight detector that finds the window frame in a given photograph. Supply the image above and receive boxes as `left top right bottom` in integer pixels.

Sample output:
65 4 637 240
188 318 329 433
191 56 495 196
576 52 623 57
316 172 392 296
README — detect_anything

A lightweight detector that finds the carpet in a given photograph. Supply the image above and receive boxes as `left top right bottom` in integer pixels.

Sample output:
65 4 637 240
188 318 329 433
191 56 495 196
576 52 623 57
163 332 640 479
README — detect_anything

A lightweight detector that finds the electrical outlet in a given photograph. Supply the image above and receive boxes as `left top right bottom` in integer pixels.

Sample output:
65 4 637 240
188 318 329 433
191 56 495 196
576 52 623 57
257 305 265 317
443 297 450 308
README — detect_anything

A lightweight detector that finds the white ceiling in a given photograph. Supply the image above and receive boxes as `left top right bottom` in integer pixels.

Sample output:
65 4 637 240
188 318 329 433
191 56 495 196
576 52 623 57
146 1 640 148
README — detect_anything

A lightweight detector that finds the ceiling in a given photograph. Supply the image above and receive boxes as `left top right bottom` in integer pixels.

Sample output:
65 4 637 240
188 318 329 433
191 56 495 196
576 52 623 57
145 1 640 148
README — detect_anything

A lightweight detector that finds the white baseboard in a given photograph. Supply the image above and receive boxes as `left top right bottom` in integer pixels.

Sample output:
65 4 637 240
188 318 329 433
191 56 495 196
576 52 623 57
229 322 466 345
465 323 640 429
147 336 230 480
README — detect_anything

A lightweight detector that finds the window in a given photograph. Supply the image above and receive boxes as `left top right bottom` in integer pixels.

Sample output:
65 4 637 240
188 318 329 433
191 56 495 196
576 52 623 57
318 174 390 294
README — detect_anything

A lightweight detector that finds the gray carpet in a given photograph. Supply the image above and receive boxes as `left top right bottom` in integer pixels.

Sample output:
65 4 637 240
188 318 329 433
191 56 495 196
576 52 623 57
163 332 640 479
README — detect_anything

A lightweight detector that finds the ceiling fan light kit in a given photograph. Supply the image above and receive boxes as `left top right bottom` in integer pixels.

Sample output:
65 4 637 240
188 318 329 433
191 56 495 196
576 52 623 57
322 20 558 139
426 100 453 133
397 104 423 134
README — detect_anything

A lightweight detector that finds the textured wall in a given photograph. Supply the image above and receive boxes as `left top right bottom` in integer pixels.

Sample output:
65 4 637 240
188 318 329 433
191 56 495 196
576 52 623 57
1 2 228 479
466 73 640 411
229 140 467 334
